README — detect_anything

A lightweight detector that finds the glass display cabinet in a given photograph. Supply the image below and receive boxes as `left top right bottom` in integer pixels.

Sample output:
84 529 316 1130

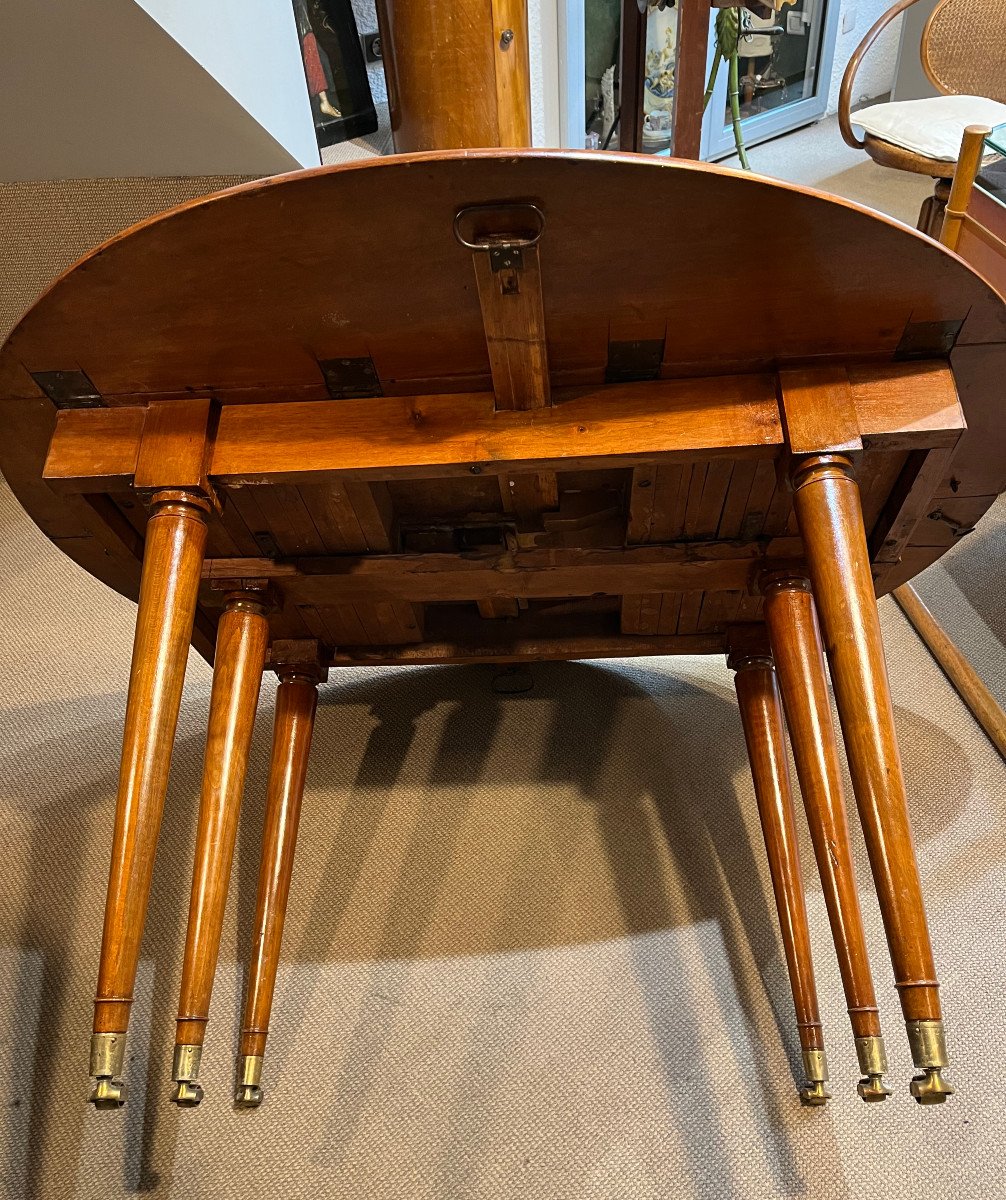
701 0 842 159
575 0 841 160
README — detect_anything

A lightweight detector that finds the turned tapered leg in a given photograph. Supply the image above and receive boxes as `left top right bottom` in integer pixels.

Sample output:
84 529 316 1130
171 590 270 1106
730 643 830 1106
791 453 952 1103
236 650 324 1108
763 573 891 1102
91 489 210 1108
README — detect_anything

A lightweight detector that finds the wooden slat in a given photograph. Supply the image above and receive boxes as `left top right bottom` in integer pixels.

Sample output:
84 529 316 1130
716 459 758 539
43 375 783 492
693 459 734 539
202 539 802 605
471 244 550 410
300 480 396 553
351 601 425 645
499 471 559 522
676 591 704 635
858 450 910 539
478 597 520 619
869 447 959 566
682 464 708 538
330 631 725 667
229 485 327 556
738 460 778 539
697 589 743 633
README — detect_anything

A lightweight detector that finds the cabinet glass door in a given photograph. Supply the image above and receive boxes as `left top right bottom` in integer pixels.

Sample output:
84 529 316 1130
701 0 841 160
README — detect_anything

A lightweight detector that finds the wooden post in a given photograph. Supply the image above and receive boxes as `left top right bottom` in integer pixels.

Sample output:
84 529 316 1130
236 642 326 1107
728 635 830 1105
90 489 209 1108
762 573 891 1101
790 453 954 1104
171 589 270 1106
673 0 712 160
375 0 531 150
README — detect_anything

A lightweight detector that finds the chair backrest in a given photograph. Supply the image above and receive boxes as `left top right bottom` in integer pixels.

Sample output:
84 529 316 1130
923 0 1006 103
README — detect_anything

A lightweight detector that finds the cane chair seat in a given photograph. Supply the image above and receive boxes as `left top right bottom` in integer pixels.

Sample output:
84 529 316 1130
854 95 1006 171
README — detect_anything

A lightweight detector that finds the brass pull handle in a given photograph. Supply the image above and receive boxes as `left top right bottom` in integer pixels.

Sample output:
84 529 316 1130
452 203 545 253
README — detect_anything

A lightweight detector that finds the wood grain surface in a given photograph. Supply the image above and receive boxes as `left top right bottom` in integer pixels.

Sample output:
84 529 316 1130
2 150 1004 666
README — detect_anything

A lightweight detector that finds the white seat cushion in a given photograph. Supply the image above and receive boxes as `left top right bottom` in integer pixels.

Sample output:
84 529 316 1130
852 95 1006 161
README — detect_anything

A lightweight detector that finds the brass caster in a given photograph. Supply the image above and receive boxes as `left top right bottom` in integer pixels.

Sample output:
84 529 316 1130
857 1073 892 1102
905 1020 953 1104
172 1080 204 1107
89 1031 126 1110
855 1036 891 1102
234 1055 263 1109
235 1083 263 1109
798 1048 830 1106
171 1044 203 1108
910 1067 954 1105
90 1077 126 1110
799 1080 830 1107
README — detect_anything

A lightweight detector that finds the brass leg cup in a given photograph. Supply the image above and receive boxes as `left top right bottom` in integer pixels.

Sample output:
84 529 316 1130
855 1034 893 1102
171 1043 204 1107
907 1019 955 1105
89 1031 127 1109
234 1054 264 1108
799 1048 831 1107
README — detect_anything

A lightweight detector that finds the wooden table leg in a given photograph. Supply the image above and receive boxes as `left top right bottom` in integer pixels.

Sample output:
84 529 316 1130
791 453 953 1104
90 489 209 1109
729 641 830 1106
763 572 891 1102
235 649 325 1108
171 590 270 1106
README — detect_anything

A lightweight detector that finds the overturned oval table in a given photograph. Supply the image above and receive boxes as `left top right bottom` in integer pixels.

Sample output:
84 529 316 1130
2 150 1003 1114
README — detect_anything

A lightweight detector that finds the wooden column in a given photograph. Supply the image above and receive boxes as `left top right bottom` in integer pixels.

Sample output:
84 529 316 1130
673 0 711 159
236 642 326 1107
762 573 891 1101
90 489 209 1109
618 0 648 152
375 0 531 150
790 453 953 1104
171 589 270 1106
729 638 830 1105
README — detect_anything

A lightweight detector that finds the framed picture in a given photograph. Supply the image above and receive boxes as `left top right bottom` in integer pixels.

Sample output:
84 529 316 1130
293 0 378 147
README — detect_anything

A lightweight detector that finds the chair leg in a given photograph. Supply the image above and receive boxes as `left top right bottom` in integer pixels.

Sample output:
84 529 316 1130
763 572 891 1102
171 590 270 1106
917 177 951 237
236 650 325 1108
729 639 830 1106
90 490 210 1109
791 453 953 1104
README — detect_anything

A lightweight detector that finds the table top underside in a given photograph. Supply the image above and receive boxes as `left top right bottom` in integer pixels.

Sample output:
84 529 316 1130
1 151 1004 666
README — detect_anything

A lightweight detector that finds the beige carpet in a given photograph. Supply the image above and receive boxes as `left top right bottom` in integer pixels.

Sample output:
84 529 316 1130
2 122 1005 1199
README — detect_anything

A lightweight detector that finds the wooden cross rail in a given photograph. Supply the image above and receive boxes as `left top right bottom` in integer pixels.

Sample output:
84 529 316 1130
200 538 804 601
42 362 963 494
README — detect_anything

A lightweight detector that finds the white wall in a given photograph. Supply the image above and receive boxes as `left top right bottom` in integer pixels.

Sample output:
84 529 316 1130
0 0 311 180
136 0 319 166
827 0 905 113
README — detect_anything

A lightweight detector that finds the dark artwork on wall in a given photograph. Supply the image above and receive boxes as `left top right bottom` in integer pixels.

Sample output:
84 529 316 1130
293 0 378 148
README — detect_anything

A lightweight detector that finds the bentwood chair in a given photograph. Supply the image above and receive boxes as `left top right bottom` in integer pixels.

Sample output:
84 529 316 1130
838 0 1006 235
2 151 1003 1116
